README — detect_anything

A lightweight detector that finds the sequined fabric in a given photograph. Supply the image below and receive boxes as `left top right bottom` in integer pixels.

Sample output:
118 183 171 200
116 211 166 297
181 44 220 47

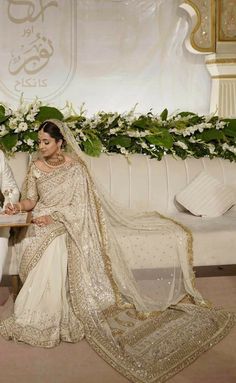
0 160 235 383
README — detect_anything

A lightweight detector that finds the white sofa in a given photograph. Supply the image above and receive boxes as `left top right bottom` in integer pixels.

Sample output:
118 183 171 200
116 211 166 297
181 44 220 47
3 152 236 275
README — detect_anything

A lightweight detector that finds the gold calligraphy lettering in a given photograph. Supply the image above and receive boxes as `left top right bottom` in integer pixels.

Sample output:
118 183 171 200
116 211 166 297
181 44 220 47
9 33 54 75
7 0 58 24
14 77 48 91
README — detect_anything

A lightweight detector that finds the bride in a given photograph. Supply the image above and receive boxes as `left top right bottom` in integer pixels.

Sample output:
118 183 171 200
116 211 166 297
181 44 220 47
0 119 234 383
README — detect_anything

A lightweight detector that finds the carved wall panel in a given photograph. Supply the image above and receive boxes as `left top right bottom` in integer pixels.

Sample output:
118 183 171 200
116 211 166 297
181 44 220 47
218 0 236 41
181 0 216 53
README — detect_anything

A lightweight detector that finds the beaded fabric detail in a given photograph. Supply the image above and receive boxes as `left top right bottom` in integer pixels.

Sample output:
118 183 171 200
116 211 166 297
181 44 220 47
0 125 234 383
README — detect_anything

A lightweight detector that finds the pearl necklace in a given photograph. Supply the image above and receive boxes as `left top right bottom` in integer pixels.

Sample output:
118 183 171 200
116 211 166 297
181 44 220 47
43 154 66 168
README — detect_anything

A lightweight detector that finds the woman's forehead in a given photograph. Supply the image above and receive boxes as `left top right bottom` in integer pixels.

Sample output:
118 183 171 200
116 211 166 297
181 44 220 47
38 130 52 140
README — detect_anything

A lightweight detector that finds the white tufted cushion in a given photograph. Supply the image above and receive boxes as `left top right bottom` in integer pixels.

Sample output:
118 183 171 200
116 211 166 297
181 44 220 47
175 171 235 217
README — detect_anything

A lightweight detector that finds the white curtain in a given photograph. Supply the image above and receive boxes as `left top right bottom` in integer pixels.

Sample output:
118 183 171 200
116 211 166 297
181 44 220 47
0 0 211 115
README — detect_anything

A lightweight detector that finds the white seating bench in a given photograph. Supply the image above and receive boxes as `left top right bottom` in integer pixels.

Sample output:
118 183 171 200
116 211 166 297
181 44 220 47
3 152 236 277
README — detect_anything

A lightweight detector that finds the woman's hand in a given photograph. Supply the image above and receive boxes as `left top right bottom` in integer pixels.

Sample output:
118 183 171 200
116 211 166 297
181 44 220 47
4 203 21 215
32 215 54 227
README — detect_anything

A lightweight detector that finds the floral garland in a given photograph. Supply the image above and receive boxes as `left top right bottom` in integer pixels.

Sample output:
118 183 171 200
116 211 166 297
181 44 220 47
0 98 236 161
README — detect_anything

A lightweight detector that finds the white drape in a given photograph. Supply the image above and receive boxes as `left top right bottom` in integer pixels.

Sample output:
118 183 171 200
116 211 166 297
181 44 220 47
0 0 211 114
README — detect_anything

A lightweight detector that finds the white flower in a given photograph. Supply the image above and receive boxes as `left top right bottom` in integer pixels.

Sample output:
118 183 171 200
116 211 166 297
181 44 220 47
116 145 129 155
26 113 36 122
67 122 76 130
0 124 8 137
14 122 28 133
215 120 226 130
120 147 129 155
107 113 119 125
101 145 108 153
4 106 12 117
127 131 139 137
174 141 188 150
189 137 203 143
79 131 87 141
75 130 87 142
207 143 215 154
14 111 24 120
20 122 28 131
24 138 34 147
118 119 124 127
109 127 121 135
127 130 150 138
8 118 18 130
140 142 148 149
222 143 236 154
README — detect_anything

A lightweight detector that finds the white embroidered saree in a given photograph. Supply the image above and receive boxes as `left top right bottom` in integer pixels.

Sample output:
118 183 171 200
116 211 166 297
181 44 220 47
0 122 235 383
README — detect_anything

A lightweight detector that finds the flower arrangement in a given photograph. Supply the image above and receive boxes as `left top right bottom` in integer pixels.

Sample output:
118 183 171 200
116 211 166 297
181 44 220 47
0 98 236 162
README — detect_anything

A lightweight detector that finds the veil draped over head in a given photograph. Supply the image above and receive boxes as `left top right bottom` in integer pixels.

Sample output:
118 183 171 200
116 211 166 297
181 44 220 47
27 119 234 383
46 118 204 311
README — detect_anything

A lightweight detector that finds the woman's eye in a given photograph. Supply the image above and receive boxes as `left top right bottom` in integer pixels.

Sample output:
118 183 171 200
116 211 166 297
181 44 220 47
37 140 49 145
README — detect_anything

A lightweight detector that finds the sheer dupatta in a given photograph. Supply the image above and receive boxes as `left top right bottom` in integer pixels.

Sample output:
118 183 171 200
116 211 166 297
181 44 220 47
1 119 234 383
42 119 234 383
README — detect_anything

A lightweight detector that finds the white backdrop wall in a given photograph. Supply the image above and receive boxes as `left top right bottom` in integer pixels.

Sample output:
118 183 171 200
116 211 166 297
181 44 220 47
0 0 211 115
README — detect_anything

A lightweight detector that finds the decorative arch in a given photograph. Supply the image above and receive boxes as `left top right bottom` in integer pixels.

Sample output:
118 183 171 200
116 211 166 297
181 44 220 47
180 0 216 54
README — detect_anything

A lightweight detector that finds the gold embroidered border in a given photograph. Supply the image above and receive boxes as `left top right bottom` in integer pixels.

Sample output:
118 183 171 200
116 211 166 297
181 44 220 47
85 310 235 383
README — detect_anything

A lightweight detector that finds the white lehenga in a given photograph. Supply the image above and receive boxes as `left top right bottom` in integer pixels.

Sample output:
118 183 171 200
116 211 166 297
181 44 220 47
11 234 84 347
0 121 235 383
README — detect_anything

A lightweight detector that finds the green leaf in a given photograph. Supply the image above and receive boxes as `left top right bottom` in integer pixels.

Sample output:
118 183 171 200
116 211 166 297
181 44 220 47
146 130 173 149
0 105 5 116
196 129 224 142
109 116 120 128
109 136 131 148
83 136 102 157
0 134 18 151
64 115 85 123
160 108 168 121
0 105 9 124
24 131 38 141
131 118 149 130
223 119 236 137
177 112 197 118
188 115 203 125
175 112 203 125
170 120 187 130
35 106 64 122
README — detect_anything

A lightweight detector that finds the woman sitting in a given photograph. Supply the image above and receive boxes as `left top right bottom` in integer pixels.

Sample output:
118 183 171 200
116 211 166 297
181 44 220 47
0 119 234 383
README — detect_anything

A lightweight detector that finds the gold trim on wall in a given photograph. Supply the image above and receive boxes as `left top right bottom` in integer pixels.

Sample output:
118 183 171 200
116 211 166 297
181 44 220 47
206 58 236 64
185 0 216 52
211 75 236 79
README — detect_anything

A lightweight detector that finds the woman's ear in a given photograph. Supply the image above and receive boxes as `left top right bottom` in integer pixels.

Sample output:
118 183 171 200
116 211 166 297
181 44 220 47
57 139 63 150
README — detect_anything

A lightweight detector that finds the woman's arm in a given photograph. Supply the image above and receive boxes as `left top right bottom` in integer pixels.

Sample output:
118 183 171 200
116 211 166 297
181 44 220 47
5 161 39 215
5 198 37 214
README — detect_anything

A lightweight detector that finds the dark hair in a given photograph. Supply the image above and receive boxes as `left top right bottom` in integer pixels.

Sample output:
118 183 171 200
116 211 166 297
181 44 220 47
39 121 66 147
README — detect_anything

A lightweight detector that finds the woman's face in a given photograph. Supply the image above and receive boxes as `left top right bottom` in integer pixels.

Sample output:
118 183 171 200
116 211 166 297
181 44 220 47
38 129 62 159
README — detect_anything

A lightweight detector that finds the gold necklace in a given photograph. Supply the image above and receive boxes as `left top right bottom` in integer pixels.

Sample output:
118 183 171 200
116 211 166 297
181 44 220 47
43 154 66 168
